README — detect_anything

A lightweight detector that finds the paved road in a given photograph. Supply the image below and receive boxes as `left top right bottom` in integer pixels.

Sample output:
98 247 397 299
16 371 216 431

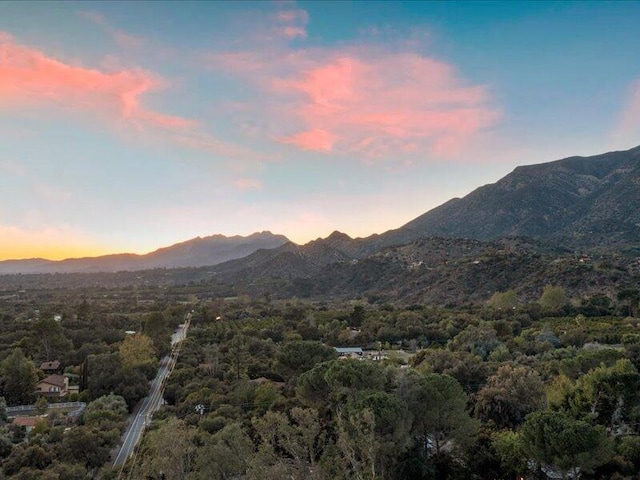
112 314 191 469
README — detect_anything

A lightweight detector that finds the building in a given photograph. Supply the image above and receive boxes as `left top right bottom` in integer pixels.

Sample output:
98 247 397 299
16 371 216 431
35 374 69 399
12 416 40 434
335 347 363 358
39 360 61 375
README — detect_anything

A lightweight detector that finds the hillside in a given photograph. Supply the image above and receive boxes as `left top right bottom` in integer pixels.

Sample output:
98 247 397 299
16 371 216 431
206 235 638 306
383 145 640 250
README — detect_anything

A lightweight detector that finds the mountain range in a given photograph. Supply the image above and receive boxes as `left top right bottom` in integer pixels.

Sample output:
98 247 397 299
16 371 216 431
0 231 289 274
2 145 639 276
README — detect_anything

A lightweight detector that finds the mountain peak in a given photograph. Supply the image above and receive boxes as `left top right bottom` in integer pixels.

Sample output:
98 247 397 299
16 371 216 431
391 145 640 250
326 230 352 241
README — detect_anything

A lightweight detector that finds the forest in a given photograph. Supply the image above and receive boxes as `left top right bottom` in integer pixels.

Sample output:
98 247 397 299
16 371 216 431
0 282 640 479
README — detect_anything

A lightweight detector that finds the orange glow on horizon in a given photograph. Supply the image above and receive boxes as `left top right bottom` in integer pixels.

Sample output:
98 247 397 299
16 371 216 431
0 226 135 261
0 242 116 261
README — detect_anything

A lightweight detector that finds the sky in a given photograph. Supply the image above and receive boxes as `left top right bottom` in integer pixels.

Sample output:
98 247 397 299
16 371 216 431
1 1 639 260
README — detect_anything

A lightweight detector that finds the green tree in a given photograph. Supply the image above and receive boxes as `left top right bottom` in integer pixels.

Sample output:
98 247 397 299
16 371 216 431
0 396 7 423
30 317 73 362
85 352 149 408
350 390 412 477
324 360 389 403
617 288 640 317
402 372 479 456
275 340 337 381
119 333 157 376
138 418 196 480
2 444 54 476
194 423 254 480
61 425 119 470
564 359 640 430
539 285 568 312
413 349 489 393
520 411 613 479
34 397 48 416
251 407 325 478
492 430 528 479
349 305 366 327
84 393 128 431
145 311 171 357
449 323 502 360
1 349 38 406
0 427 12 459
487 290 518 311
474 364 546 429
335 408 380 480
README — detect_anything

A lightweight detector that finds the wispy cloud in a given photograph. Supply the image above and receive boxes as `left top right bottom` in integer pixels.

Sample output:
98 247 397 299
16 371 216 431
0 31 262 161
209 8 500 160
78 10 145 49
0 31 192 128
275 7 309 39
618 80 640 137
279 128 335 152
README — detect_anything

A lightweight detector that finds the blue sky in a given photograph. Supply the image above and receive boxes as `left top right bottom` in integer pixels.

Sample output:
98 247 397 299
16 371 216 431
0 1 639 259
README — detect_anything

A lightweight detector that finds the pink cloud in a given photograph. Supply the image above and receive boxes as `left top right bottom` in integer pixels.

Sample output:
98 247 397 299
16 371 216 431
279 128 335 152
281 27 307 39
286 53 499 157
0 32 263 160
0 32 193 129
210 33 500 159
619 80 640 134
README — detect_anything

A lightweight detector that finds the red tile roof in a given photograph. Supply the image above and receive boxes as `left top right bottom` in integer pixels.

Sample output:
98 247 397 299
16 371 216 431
13 417 39 427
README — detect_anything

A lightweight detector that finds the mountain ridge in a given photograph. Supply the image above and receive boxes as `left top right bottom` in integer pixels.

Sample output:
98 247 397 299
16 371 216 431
2 145 640 275
378 144 640 249
0 231 289 274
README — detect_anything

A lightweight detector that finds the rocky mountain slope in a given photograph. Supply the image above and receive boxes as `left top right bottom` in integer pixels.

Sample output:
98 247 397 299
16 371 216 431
0 231 289 274
384 145 640 250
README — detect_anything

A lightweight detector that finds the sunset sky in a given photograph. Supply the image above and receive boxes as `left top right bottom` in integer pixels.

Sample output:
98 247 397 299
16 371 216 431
1 1 639 260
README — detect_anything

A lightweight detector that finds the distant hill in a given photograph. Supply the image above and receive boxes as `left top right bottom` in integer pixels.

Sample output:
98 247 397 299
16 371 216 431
211 232 366 282
382 145 640 250
0 231 289 274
